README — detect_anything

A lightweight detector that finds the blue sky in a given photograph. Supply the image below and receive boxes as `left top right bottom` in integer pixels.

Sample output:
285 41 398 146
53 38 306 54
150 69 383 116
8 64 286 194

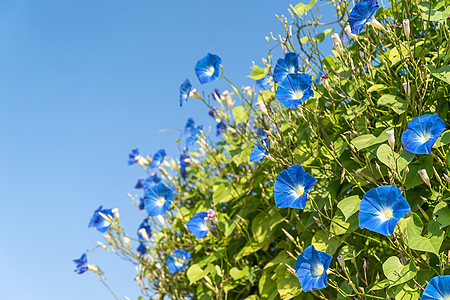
0 1 311 299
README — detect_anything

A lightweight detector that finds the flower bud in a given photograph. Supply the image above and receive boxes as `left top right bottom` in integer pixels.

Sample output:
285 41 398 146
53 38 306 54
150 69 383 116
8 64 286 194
344 25 357 40
123 237 130 248
255 100 268 115
333 42 343 56
222 90 234 108
418 169 431 188
386 130 395 150
111 208 120 221
157 215 165 226
402 82 411 97
244 86 253 99
134 155 148 168
443 173 450 183
367 18 385 31
87 264 99 273
207 209 216 219
331 33 342 47
403 19 410 40
320 75 331 91
138 228 150 242
189 88 202 100
204 217 212 230
337 255 346 270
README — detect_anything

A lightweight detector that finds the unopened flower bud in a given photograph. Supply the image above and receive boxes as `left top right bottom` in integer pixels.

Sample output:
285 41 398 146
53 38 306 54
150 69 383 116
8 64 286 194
255 100 268 115
135 155 148 168
443 173 450 183
418 169 431 188
103 234 112 243
403 19 410 40
386 130 395 150
111 208 120 220
344 25 357 40
244 86 253 99
333 42 343 56
138 228 150 242
321 75 331 91
207 209 216 219
404 166 409 174
157 215 165 226
204 217 212 230
337 255 346 270
222 90 234 108
331 33 342 47
87 264 99 273
402 82 411 97
368 18 385 31
123 237 130 248
189 88 202 100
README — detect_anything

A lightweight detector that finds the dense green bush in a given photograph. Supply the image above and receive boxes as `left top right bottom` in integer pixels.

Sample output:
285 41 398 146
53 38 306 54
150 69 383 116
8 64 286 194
76 0 450 299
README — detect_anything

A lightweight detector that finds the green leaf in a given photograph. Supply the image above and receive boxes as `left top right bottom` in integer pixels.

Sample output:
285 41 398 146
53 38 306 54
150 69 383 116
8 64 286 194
406 214 444 256
312 230 341 255
382 256 417 287
258 270 278 300
247 64 268 80
421 7 450 23
433 202 450 228
378 95 406 114
394 283 420 300
351 129 390 151
376 144 415 171
233 106 249 124
368 84 388 93
427 65 450 85
230 266 249 280
213 184 233 204
388 43 409 66
337 195 361 221
187 264 208 284
275 261 301 299
369 279 390 292
294 0 317 16
434 130 450 147
404 155 434 189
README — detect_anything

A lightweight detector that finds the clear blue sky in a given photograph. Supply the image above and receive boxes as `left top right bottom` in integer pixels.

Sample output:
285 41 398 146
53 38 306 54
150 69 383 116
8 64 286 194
0 1 334 299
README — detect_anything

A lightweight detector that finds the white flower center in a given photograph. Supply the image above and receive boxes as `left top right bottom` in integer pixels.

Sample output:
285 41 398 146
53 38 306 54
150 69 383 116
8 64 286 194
174 257 184 267
420 132 432 143
293 90 304 100
294 185 305 198
288 66 296 74
206 66 215 76
311 264 324 277
157 197 165 206
380 207 393 221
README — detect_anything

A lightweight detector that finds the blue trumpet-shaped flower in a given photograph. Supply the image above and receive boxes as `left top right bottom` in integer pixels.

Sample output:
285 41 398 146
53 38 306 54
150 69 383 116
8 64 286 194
273 52 299 83
136 242 147 255
128 148 140 165
184 118 195 135
359 185 410 236
420 275 450 300
195 53 221 84
348 0 380 34
249 137 269 163
73 253 89 274
134 177 145 189
295 245 332 292
143 183 175 216
187 212 214 239
150 149 166 169
166 249 191 274
275 73 314 109
274 164 317 209
135 174 162 189
179 79 192 107
401 113 445 155
180 151 190 178
186 126 204 148
216 121 227 136
88 206 115 233
137 218 152 241
138 197 145 210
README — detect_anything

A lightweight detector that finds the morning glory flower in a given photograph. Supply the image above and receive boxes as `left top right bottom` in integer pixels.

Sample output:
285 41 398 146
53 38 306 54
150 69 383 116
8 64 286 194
184 118 195 135
180 150 190 178
420 275 450 300
186 126 204 148
138 197 145 210
273 52 299 83
348 0 380 34
179 79 192 107
401 113 446 155
275 73 314 109
295 245 332 292
73 253 89 274
274 164 317 209
150 149 166 169
187 212 214 239
137 218 152 241
136 242 147 255
359 185 410 236
216 121 227 136
166 249 191 274
195 53 221 84
143 182 175 216
249 136 269 163
88 206 115 233
143 174 162 190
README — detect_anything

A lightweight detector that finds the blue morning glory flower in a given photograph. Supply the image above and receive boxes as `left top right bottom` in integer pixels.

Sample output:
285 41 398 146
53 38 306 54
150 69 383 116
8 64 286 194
73 253 89 274
401 113 446 155
179 79 192 107
128 148 140 165
348 0 379 34
143 182 175 216
184 118 195 135
138 197 145 210
274 164 317 209
195 53 222 84
166 249 191 274
273 52 299 83
134 177 145 189
180 151 190 178
421 275 450 300
216 121 227 136
150 149 166 169
359 185 410 236
275 73 314 109
295 245 332 292
137 218 152 241
208 107 218 119
187 212 214 239
186 126 204 148
136 242 147 255
88 206 115 233
249 136 269 163
137 174 162 190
